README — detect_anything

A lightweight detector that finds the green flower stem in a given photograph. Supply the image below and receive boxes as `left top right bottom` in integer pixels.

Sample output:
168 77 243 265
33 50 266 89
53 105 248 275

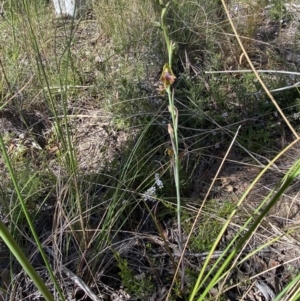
160 1 173 66
159 0 184 287
167 96 182 250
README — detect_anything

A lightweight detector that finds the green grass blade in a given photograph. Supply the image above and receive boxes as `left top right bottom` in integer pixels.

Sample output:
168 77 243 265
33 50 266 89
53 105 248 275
190 140 300 300
0 134 65 300
0 220 54 301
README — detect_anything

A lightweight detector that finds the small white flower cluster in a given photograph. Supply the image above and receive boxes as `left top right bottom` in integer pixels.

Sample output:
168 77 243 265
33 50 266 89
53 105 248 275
142 186 157 202
222 112 228 118
142 173 164 202
155 173 164 189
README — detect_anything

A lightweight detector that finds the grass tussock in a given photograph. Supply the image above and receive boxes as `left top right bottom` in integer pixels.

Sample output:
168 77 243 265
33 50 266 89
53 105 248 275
1 0 300 300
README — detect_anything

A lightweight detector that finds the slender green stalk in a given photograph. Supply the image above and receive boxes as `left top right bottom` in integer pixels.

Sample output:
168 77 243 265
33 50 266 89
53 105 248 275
160 2 181 246
167 93 182 250
22 0 85 251
158 0 184 288
274 272 300 301
22 0 76 171
160 1 172 66
191 140 300 301
0 133 61 300
220 0 299 139
0 220 54 301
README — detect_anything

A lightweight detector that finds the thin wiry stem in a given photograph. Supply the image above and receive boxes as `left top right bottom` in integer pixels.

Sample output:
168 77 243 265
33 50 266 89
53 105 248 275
220 0 299 139
159 0 184 289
